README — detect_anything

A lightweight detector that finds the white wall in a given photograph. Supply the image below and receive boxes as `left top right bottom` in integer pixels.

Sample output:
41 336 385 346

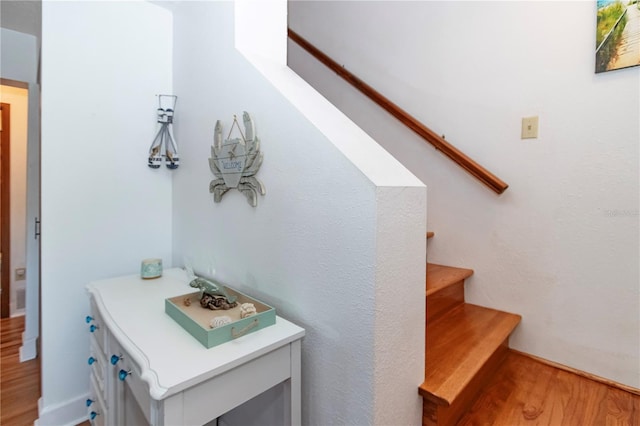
0 28 38 83
38 1 426 424
172 1 425 424
0 84 28 316
289 0 640 388
40 2 173 424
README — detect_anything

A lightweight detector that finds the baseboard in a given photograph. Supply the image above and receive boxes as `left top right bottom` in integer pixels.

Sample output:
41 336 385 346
19 333 37 361
35 394 89 426
511 349 640 396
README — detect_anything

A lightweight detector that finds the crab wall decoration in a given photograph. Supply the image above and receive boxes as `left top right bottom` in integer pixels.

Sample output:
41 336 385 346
209 112 265 207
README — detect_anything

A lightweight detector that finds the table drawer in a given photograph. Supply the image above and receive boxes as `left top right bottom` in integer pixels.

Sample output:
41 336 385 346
89 337 107 401
184 344 291 425
109 334 151 424
89 373 107 426
88 298 106 352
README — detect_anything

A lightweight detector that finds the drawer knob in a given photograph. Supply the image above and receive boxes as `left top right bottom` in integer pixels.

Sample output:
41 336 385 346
85 316 93 324
89 324 99 333
86 399 94 407
118 369 131 381
110 354 122 365
90 411 100 420
87 356 97 365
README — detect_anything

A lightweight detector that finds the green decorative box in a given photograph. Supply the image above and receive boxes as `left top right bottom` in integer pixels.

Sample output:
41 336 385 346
165 287 276 349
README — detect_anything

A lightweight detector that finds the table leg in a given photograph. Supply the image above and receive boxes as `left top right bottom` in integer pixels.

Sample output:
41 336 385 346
284 340 302 426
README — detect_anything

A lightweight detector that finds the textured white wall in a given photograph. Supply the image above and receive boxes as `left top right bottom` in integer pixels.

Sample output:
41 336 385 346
40 2 173 424
289 0 640 388
172 1 425 424
0 85 28 316
38 1 425 424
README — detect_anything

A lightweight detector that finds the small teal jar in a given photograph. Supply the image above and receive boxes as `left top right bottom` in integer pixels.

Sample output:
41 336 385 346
141 258 162 279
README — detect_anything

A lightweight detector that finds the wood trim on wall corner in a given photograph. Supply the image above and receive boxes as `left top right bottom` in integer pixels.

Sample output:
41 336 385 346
510 349 640 396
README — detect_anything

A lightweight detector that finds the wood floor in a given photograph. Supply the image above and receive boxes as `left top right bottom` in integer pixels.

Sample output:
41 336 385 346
458 351 640 426
0 316 40 426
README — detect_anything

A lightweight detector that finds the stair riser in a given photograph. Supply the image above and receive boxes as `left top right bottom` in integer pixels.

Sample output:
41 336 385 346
422 340 510 426
426 280 464 323
422 400 438 426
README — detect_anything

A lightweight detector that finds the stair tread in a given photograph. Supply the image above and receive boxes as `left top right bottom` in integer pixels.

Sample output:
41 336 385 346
420 303 521 406
426 263 474 296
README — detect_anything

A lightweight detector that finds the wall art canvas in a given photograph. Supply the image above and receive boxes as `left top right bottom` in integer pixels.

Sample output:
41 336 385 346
596 0 640 73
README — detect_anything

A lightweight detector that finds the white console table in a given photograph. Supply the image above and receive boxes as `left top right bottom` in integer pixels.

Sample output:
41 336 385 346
86 268 305 426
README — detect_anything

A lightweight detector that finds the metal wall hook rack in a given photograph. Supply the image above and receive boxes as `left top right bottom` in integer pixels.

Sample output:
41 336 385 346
149 94 180 170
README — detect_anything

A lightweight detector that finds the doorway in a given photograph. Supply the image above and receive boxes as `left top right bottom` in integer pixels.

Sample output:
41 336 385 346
0 80 39 364
0 83 29 321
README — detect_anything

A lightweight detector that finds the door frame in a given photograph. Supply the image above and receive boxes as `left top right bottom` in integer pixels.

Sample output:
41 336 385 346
0 102 10 318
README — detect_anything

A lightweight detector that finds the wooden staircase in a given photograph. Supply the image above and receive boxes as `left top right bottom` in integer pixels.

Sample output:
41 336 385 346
420 234 521 426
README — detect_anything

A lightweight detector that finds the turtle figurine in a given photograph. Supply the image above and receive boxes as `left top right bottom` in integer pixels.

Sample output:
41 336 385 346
189 276 238 310
200 293 238 311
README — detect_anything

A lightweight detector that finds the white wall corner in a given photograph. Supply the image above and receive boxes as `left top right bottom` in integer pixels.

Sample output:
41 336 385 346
373 185 427 425
35 394 89 426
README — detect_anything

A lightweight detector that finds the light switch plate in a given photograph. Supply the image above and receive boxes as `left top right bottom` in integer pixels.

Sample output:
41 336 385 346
15 267 26 281
521 116 539 139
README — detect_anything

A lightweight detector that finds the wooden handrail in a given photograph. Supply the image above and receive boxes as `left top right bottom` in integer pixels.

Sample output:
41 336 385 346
288 29 509 194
